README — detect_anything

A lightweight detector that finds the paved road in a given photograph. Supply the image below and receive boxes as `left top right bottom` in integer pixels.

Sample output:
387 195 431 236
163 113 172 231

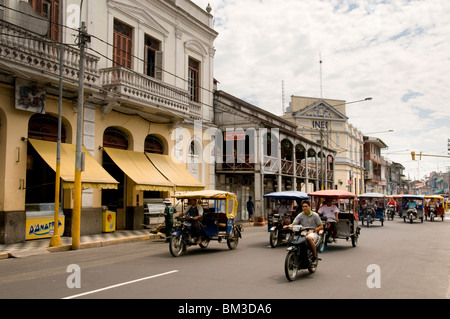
0 214 449 301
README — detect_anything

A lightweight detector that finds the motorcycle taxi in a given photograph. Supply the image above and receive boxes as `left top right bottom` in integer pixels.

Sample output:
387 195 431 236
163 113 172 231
284 224 321 281
358 193 385 227
169 190 242 257
424 195 445 222
386 195 400 220
308 190 360 249
400 195 424 224
263 191 310 248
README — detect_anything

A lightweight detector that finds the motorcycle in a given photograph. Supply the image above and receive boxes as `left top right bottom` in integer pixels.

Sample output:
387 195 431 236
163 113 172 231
405 209 418 224
386 204 396 220
169 215 209 257
284 225 319 281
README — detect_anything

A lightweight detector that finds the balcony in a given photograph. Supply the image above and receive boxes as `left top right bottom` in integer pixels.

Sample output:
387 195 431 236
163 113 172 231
0 20 99 86
99 67 202 119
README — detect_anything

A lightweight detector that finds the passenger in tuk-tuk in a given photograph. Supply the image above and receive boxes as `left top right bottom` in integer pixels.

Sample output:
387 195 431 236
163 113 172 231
318 198 339 242
179 198 204 244
276 199 292 225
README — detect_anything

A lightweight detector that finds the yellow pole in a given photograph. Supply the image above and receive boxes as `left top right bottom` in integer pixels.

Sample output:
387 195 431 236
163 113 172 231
72 169 82 250
72 22 88 250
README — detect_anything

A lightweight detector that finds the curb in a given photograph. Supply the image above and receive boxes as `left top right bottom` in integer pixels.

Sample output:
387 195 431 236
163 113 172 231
1 233 163 259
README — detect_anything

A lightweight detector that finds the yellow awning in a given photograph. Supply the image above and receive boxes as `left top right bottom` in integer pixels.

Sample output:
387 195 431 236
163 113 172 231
28 139 118 189
103 148 174 191
146 153 205 192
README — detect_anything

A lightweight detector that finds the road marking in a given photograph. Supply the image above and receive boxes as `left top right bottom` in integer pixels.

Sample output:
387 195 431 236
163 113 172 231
62 270 179 299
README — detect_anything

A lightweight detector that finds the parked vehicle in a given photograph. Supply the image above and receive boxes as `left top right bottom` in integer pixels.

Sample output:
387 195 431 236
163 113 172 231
169 190 242 257
308 190 360 247
424 195 445 222
400 195 424 224
284 225 320 281
358 193 385 227
263 191 309 248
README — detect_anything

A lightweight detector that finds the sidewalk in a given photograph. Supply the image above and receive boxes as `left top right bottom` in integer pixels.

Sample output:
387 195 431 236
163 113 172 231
0 229 163 260
0 221 259 260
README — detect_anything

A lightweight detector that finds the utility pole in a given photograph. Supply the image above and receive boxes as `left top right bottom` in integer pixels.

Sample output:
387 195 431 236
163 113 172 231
72 21 89 250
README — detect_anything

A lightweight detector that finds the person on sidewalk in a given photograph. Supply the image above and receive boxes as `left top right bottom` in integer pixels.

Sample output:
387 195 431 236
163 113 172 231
163 198 176 243
247 196 254 221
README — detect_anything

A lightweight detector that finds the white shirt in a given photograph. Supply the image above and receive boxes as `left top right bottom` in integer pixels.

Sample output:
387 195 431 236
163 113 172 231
318 204 339 222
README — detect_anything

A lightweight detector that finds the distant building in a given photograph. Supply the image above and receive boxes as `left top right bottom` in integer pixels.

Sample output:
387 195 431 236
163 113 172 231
283 96 365 194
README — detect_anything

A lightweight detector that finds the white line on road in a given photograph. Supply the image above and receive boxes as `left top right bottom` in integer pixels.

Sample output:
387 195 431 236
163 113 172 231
62 270 179 299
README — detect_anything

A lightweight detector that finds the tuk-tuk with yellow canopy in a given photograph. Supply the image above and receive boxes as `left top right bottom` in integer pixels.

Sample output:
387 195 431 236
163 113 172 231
169 190 242 256
424 195 445 222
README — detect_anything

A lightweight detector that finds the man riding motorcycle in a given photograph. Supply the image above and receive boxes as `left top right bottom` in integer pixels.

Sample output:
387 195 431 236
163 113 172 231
284 200 323 261
177 198 204 244
406 198 418 218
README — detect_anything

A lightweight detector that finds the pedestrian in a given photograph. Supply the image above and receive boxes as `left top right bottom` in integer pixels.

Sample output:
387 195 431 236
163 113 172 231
163 198 176 243
247 196 254 221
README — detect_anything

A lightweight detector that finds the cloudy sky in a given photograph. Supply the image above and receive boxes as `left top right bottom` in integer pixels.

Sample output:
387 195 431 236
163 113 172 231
191 0 450 181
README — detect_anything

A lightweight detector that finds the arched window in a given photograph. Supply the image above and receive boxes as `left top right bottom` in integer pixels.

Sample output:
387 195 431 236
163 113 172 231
144 135 164 154
103 127 128 150
28 114 65 142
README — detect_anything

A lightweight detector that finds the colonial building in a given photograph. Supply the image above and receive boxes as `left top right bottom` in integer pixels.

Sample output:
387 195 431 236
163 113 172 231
0 0 216 244
363 136 388 193
214 90 336 219
283 96 365 194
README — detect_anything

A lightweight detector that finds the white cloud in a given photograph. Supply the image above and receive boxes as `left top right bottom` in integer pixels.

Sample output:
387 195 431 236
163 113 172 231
192 0 450 180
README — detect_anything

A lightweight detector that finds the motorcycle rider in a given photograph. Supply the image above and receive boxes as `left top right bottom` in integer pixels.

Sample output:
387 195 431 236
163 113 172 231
365 198 376 221
406 198 418 217
386 197 397 218
284 200 323 261
178 198 204 244
318 198 339 242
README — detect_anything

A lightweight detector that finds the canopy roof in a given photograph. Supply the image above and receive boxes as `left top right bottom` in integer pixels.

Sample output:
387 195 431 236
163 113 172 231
263 191 309 200
358 192 386 198
308 190 356 199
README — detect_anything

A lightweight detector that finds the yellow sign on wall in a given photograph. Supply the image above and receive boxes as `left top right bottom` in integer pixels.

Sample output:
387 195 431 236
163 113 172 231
26 217 65 240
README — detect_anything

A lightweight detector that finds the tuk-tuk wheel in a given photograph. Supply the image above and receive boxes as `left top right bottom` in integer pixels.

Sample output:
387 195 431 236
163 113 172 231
227 228 239 250
199 238 210 248
169 235 185 257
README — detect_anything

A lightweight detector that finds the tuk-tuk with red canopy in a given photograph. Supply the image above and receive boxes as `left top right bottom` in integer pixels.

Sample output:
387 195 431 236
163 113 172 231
308 190 360 248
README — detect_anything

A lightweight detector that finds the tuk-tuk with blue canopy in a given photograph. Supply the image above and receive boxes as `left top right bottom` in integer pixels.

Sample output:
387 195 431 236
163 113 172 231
263 191 310 248
400 195 424 224
358 193 386 227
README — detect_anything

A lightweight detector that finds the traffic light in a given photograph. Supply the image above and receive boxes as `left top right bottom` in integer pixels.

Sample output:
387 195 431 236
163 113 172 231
411 151 415 160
